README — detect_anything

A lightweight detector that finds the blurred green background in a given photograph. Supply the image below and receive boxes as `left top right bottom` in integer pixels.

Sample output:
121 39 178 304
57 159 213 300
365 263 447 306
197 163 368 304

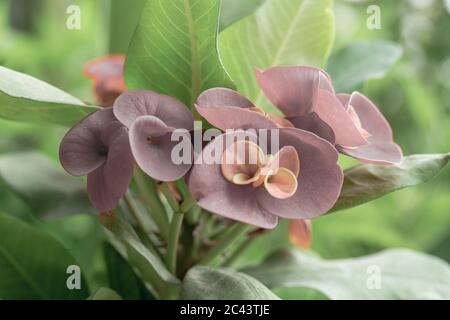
0 0 449 286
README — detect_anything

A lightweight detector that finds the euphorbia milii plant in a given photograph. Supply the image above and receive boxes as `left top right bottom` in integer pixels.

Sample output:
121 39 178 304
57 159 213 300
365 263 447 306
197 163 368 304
255 66 403 165
1 0 448 302
60 60 406 276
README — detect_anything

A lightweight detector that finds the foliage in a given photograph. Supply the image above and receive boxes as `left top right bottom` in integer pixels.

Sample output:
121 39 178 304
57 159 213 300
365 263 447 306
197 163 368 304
0 0 448 300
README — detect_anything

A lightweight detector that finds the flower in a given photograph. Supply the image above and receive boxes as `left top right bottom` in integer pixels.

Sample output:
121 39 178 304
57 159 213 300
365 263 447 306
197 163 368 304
335 92 403 164
59 108 134 212
255 66 403 165
113 90 194 181
188 129 343 229
84 54 127 107
288 219 312 250
195 87 292 130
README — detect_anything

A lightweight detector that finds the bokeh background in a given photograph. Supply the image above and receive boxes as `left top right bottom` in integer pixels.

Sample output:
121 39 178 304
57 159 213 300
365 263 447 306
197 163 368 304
0 0 449 295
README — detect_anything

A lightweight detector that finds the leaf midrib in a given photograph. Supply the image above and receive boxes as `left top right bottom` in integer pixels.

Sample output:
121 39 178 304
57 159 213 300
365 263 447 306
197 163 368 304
254 0 309 105
183 0 201 106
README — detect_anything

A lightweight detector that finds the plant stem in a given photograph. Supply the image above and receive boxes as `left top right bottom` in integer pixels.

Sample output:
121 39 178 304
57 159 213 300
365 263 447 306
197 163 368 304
199 223 252 265
222 236 255 267
123 193 162 259
176 178 190 200
166 210 184 274
133 168 170 239
160 182 180 212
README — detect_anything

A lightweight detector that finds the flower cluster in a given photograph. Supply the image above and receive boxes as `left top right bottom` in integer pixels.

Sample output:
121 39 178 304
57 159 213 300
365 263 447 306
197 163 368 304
60 90 194 212
60 64 402 229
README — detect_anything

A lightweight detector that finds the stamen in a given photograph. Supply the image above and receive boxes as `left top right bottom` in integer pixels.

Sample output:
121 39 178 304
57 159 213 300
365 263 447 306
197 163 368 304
221 141 300 199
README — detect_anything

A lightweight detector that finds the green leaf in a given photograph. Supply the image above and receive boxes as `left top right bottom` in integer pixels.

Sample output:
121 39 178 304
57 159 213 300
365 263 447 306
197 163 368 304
331 153 450 213
245 249 450 299
219 0 335 114
100 212 180 299
108 0 147 53
89 287 122 300
0 212 89 299
0 66 98 126
327 41 403 92
125 0 235 107
0 152 94 218
219 0 266 31
181 266 280 300
39 215 104 287
103 243 154 300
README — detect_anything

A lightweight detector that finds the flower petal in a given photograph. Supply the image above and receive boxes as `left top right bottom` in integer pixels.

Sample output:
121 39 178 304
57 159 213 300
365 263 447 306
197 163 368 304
314 90 369 148
264 167 298 199
87 123 134 212
113 90 194 130
197 87 255 109
287 112 335 144
59 108 116 176
189 131 278 229
196 105 278 130
129 115 192 181
339 142 403 165
102 123 135 198
267 114 295 128
271 146 300 176
343 92 394 142
337 92 403 164
87 166 117 213
256 128 343 219
221 140 265 183
255 66 325 117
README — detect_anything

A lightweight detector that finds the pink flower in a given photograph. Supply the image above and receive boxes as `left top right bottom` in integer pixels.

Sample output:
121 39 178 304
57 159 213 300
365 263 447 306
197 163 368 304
59 108 134 212
255 66 403 165
188 127 343 229
113 90 194 181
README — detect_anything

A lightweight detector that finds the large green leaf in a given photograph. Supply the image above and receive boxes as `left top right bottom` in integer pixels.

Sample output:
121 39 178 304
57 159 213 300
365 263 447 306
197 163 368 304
125 0 235 107
100 212 180 299
0 152 94 218
219 0 266 31
219 0 335 113
181 266 280 300
0 66 98 126
39 214 104 287
245 249 450 299
327 41 403 92
331 153 450 213
0 212 89 299
108 0 147 53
